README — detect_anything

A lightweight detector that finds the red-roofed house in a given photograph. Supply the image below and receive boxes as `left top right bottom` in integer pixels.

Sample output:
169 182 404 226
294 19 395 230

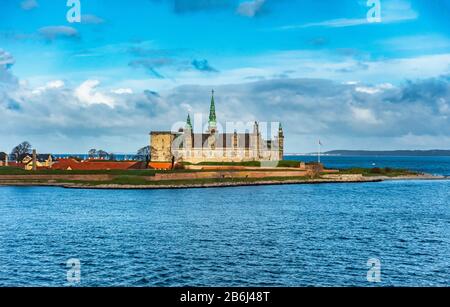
51 159 146 171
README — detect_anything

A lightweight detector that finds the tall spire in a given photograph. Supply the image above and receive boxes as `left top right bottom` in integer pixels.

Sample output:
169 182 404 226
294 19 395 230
186 114 192 129
209 89 217 128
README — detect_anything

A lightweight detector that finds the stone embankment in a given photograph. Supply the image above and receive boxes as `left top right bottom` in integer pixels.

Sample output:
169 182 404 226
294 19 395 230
0 172 446 190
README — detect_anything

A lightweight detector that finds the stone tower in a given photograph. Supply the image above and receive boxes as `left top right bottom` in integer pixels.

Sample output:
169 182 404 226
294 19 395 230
184 114 193 150
207 90 217 150
278 123 284 160
208 90 217 133
252 121 261 159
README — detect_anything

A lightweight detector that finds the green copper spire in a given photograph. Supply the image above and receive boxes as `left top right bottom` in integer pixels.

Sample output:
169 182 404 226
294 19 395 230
186 114 192 129
209 90 217 127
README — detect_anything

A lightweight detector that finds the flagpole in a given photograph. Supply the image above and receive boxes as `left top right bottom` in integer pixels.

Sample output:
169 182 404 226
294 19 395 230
318 140 321 164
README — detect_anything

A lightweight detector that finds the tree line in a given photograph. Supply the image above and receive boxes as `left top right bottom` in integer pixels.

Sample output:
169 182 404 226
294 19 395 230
4 142 151 162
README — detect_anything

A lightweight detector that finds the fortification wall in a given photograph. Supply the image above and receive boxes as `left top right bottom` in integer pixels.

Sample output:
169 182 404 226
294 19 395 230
150 170 309 181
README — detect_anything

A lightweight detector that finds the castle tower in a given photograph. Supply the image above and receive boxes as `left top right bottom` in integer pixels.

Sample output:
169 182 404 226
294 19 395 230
186 113 192 130
278 123 284 160
184 114 193 150
207 90 217 150
233 130 238 158
208 90 217 134
252 121 261 159
32 149 37 171
233 130 238 149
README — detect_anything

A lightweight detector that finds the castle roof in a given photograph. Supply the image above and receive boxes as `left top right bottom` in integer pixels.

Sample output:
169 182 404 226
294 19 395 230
209 90 217 126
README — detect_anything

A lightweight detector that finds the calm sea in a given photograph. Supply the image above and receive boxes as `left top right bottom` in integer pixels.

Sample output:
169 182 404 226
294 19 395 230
0 156 449 286
285 155 450 176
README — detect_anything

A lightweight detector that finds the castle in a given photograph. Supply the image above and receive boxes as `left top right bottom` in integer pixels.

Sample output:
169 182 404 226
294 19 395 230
150 91 284 166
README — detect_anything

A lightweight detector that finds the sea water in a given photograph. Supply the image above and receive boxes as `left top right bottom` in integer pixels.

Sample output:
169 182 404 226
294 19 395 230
0 156 449 286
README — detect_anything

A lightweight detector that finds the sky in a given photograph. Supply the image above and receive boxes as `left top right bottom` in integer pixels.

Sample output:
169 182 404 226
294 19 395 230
0 0 450 154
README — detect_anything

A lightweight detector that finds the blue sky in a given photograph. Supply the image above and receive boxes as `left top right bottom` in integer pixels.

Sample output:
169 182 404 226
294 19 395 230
1 0 450 153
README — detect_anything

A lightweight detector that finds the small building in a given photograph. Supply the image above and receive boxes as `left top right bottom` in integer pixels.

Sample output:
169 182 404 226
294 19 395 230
0 152 7 166
51 159 147 171
17 153 55 170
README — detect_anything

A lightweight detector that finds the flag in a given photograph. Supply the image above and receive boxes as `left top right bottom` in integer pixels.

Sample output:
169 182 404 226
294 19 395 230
319 140 323 146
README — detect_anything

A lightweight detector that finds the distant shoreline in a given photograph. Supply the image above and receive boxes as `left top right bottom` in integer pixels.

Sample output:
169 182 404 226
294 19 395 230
290 150 450 157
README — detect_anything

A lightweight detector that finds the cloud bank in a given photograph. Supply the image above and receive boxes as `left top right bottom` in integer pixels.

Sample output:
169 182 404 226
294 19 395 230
1 55 449 152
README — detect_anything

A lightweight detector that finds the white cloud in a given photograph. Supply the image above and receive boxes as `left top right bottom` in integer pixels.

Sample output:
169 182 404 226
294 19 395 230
351 107 380 124
20 0 38 10
380 34 450 52
438 98 450 115
383 0 418 21
343 81 360 85
111 88 133 95
75 80 115 107
355 83 394 94
38 26 79 41
356 86 381 94
0 50 17 85
0 49 15 66
32 80 65 95
81 14 106 25
274 0 418 30
237 0 265 17
1 75 450 152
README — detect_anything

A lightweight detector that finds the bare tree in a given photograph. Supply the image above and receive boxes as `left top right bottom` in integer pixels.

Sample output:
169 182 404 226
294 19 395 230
137 146 151 162
97 150 109 160
108 153 116 161
10 141 32 161
88 149 97 159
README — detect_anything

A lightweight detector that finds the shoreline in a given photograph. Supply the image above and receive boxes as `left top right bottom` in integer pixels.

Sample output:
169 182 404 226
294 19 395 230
0 174 447 190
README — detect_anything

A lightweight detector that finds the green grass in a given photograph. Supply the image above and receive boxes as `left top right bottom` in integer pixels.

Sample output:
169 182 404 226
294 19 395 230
339 167 419 177
59 176 313 187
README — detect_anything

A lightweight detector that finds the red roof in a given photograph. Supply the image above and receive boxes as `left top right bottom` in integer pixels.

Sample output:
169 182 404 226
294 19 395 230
149 162 173 170
4 162 25 168
52 159 145 171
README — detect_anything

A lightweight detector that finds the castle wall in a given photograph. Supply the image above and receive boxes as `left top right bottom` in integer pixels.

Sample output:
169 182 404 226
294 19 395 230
173 147 281 164
150 170 309 181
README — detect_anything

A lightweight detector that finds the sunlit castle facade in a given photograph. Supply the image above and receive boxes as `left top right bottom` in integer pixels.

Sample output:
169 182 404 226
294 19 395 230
150 91 284 165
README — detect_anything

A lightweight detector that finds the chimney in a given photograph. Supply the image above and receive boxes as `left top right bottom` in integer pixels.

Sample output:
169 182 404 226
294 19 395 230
5 154 8 167
32 149 37 171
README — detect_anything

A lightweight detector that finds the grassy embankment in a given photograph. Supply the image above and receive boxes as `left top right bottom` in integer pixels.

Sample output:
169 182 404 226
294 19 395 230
0 160 304 176
0 163 420 187
339 167 419 177
55 176 313 187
